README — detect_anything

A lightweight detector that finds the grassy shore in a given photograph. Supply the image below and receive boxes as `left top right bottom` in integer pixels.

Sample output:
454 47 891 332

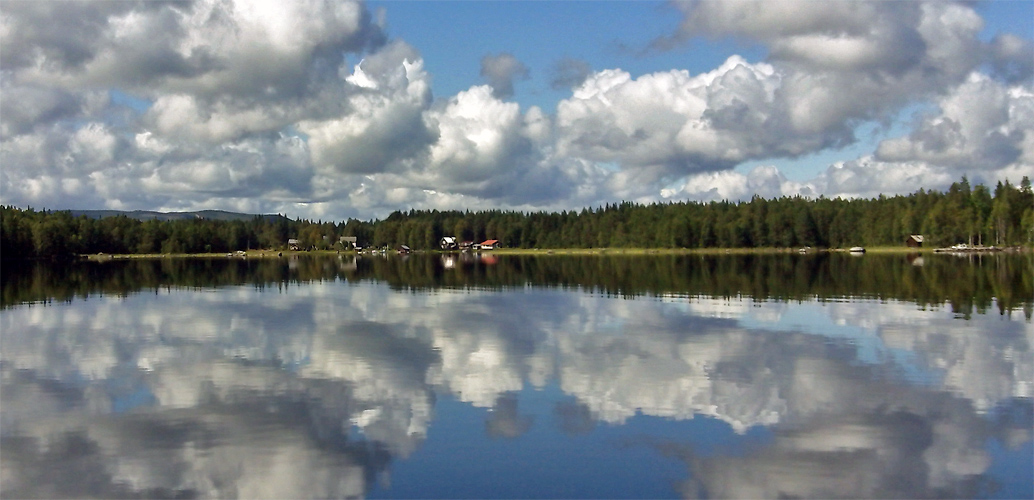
491 247 797 255
79 245 1020 261
486 246 976 255
473 246 1034 256
85 250 293 260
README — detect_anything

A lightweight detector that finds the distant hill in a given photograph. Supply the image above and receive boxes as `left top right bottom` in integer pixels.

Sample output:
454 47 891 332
67 209 289 223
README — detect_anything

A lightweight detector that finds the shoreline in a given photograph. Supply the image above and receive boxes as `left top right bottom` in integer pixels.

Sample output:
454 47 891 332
79 245 1031 260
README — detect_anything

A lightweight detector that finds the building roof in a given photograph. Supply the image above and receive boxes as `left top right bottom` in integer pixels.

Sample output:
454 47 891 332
909 234 924 242
480 239 499 246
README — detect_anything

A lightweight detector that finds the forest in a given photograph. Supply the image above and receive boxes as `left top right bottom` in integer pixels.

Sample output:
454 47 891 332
2 177 1032 260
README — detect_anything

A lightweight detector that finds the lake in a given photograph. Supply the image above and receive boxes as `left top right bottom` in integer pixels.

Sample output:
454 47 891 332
1 252 1032 499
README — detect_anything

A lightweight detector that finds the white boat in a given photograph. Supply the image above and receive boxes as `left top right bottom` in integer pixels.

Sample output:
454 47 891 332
849 246 866 253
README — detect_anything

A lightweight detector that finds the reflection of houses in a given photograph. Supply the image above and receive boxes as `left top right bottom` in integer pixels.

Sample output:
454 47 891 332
905 235 924 248
477 239 499 250
338 255 358 272
440 236 458 250
288 238 300 250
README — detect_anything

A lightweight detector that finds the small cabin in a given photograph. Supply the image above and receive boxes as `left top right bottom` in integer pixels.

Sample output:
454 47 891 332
905 235 924 248
440 236 458 250
397 244 411 254
478 239 500 250
288 238 300 250
339 236 358 249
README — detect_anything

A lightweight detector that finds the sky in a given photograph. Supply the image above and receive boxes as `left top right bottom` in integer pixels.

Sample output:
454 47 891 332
1 0 1032 221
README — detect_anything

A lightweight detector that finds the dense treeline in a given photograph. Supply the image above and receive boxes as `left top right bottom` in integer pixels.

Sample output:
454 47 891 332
362 176 1032 251
1 209 304 259
3 177 1032 260
3 253 1031 318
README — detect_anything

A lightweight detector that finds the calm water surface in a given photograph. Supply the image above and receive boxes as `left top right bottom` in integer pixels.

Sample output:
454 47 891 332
1 253 1032 499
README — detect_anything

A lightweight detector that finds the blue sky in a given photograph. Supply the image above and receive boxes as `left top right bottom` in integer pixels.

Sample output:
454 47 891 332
1 0 1032 220
372 0 1032 106
367 1 767 112
369 0 1030 183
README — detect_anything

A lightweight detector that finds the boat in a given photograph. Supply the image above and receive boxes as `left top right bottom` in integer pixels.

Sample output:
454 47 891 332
849 246 866 253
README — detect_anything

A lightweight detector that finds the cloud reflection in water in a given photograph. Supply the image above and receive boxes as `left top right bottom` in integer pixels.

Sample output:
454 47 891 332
1 279 1031 498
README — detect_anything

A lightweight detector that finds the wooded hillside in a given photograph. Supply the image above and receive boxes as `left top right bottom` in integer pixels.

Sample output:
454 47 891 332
3 177 1031 259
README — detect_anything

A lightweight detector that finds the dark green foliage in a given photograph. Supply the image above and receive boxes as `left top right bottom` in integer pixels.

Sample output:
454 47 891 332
3 253 1031 320
2 177 1032 260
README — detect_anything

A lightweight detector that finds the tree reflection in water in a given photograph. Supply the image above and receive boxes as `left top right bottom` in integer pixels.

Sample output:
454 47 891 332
3 253 1032 316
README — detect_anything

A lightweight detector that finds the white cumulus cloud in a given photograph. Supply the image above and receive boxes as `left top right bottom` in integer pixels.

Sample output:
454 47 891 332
0 0 1031 219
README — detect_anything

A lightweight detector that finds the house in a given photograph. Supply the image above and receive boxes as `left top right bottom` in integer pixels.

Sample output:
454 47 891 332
440 236 458 250
339 236 357 249
905 235 924 248
478 239 500 250
288 238 300 250
397 244 411 254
